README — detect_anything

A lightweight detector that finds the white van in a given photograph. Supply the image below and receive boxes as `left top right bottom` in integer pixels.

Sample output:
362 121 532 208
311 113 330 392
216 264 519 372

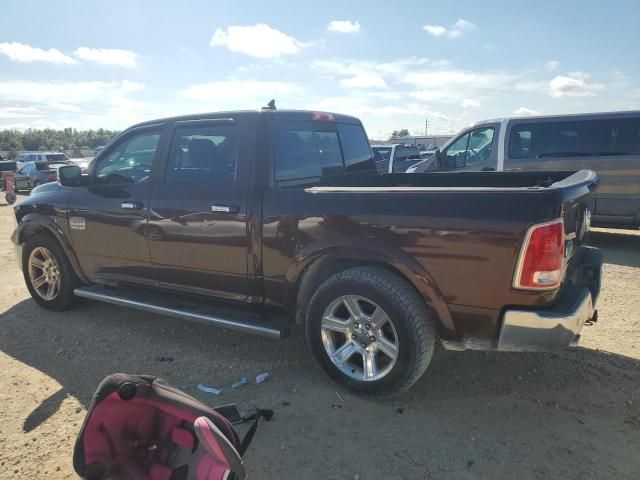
407 110 640 228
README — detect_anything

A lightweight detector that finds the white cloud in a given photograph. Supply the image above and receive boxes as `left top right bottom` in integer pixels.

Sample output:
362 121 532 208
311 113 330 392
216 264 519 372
423 18 476 38
0 42 77 64
210 24 310 59
545 60 560 71
513 106 541 116
327 20 360 33
340 73 387 89
46 101 82 112
74 47 138 67
423 25 447 37
0 80 144 104
549 73 603 97
0 106 43 119
179 80 303 103
405 70 518 103
461 99 481 108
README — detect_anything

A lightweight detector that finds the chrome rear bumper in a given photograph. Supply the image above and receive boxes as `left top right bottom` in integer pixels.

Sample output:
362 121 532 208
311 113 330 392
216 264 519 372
498 246 602 352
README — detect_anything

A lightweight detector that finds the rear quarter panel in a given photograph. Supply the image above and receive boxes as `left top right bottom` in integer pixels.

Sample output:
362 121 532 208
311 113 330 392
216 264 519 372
261 185 580 341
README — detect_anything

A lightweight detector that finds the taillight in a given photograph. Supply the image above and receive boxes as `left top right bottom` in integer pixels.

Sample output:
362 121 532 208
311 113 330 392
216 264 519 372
514 219 565 290
47 173 57 181
310 112 335 121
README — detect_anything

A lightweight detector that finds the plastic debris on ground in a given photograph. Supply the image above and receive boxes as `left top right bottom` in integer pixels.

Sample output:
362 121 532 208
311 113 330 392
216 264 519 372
231 377 248 389
155 356 174 362
255 372 269 384
197 383 222 395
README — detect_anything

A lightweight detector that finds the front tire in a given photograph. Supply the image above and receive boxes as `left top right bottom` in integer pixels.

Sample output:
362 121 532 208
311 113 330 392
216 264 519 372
23 234 79 310
306 267 436 397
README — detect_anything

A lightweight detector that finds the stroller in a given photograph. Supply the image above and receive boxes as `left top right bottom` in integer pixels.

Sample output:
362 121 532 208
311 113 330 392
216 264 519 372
1 164 16 204
74 374 271 480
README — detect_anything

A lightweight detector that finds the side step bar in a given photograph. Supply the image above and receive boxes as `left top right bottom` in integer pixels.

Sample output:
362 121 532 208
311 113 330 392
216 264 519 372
74 285 289 340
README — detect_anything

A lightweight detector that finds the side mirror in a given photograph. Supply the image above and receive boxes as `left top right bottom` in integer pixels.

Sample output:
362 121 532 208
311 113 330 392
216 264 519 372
58 165 83 187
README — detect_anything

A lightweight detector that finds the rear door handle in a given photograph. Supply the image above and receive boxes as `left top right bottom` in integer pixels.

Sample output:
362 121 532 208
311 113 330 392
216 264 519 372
121 201 144 210
211 204 240 214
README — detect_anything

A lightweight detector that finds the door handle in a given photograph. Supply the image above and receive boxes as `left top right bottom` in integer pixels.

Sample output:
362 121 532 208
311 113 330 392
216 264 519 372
211 204 240 214
121 201 144 210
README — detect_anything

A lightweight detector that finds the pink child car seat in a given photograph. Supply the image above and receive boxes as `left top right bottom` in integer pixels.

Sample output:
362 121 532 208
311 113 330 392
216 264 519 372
73 374 271 480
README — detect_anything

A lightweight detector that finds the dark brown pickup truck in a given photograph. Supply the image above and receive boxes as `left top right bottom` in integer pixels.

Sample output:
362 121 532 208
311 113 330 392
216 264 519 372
11 109 602 396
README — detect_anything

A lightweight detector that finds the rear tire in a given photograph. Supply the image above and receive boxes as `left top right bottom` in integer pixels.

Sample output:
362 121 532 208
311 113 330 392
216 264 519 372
306 266 436 397
5 192 16 204
22 233 79 311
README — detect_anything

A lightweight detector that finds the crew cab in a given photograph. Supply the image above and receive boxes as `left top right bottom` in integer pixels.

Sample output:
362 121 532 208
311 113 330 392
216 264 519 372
11 109 602 396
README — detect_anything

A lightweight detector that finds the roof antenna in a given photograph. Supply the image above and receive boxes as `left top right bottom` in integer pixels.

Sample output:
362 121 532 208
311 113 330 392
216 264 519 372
262 99 276 111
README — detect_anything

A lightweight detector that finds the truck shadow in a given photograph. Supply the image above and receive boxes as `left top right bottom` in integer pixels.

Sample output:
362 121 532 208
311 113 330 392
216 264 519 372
588 229 640 267
1 297 639 477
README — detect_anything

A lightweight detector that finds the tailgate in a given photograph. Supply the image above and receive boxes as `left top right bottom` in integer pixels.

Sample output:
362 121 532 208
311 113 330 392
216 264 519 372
553 170 598 274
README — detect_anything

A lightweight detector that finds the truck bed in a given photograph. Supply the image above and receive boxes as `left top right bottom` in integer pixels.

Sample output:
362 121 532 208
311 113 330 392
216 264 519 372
263 169 598 346
311 170 597 191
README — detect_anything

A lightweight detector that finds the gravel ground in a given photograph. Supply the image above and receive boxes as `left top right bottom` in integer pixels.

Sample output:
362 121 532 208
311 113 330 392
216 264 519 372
0 196 639 479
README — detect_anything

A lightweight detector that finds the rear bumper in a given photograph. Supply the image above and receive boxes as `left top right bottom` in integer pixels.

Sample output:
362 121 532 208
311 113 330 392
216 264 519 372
498 246 602 352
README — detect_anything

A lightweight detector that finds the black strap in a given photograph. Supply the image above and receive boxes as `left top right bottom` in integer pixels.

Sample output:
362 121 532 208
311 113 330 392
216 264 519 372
238 409 273 456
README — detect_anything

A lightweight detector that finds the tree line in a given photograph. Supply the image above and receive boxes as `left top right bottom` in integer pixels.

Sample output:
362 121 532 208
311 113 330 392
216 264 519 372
0 128 119 158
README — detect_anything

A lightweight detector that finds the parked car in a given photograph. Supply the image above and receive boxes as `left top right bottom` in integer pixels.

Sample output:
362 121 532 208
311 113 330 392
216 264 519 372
407 110 640 228
13 161 66 191
66 157 91 173
0 160 17 172
372 144 422 173
11 109 601 396
16 152 71 170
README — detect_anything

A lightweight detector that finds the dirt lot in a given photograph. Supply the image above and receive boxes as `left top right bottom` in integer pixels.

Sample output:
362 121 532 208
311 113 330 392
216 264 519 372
0 196 639 479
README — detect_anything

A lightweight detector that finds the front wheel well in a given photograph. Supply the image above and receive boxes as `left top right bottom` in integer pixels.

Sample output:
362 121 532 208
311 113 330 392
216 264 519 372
19 223 53 244
293 257 434 325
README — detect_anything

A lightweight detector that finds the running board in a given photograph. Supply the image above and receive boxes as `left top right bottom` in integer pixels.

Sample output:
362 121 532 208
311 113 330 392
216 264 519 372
74 285 289 340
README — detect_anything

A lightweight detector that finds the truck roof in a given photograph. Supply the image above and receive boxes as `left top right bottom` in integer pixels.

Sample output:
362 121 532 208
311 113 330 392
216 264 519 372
472 109 640 127
129 109 362 130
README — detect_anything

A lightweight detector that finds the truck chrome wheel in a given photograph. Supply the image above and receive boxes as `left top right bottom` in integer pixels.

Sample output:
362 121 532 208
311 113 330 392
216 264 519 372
28 247 61 300
321 295 399 381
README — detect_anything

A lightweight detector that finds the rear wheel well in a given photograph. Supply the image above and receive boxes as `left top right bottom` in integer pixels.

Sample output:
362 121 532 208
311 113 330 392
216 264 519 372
293 257 433 325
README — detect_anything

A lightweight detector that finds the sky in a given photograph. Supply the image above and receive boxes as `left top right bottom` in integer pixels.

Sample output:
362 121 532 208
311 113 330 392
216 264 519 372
1 0 639 139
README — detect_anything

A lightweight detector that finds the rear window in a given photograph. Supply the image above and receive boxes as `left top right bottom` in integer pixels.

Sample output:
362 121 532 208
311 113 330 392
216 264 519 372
391 145 421 173
372 147 392 172
275 120 373 181
45 153 68 162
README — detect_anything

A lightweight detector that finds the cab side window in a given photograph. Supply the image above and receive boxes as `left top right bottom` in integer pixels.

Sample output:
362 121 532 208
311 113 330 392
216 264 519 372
94 130 161 185
442 127 495 169
442 133 470 168
165 124 237 184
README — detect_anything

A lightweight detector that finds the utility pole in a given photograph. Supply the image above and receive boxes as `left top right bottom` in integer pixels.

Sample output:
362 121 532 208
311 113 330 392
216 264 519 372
424 118 428 136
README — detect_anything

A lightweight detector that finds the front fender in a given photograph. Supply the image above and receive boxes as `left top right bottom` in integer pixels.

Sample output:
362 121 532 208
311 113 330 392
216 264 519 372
13 211 88 283
288 240 455 336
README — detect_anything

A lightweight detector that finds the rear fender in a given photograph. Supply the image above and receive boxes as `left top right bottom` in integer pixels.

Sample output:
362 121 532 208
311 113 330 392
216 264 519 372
288 243 455 336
